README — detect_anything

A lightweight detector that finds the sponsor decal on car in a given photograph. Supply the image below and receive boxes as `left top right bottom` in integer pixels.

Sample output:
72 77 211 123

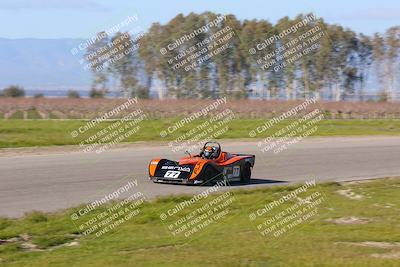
161 166 191 172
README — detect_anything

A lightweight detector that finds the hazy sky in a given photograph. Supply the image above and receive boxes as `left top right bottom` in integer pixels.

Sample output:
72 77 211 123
0 0 399 38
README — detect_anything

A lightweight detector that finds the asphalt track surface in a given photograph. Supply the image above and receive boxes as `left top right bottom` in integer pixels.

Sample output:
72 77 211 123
1 136 400 217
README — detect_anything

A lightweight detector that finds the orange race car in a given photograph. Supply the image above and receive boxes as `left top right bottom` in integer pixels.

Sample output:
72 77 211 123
148 141 255 185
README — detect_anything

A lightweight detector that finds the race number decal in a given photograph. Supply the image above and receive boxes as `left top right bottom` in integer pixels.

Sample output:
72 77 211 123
164 170 181 178
233 166 240 177
223 166 241 180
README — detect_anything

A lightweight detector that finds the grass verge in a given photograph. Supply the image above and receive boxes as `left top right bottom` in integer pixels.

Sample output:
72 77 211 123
0 177 399 266
0 119 400 148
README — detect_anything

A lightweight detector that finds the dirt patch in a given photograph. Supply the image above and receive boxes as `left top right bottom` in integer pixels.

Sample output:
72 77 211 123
118 243 186 254
371 251 400 259
20 241 43 252
337 241 400 259
336 189 364 200
1 233 80 252
326 216 371 224
339 180 375 186
340 241 400 249
373 203 394 209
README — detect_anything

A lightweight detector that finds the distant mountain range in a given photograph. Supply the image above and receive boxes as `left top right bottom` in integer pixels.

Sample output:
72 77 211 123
0 38 91 91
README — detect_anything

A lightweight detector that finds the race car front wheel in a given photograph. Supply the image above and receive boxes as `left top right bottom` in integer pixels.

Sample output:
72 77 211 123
241 163 252 183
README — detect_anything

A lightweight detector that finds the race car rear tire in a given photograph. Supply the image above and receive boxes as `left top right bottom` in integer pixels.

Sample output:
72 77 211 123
241 163 252 183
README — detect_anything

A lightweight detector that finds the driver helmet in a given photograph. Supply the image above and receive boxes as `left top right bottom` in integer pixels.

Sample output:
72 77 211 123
203 146 215 159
